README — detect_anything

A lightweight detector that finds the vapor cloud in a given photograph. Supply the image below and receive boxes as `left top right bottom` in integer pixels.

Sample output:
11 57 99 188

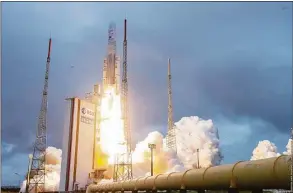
251 140 280 160
176 116 223 168
251 137 292 161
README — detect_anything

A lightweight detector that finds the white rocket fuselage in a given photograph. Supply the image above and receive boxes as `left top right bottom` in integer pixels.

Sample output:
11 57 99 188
102 56 120 94
102 23 120 95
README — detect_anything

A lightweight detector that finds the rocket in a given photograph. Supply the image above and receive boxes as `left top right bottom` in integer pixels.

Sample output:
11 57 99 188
102 23 120 94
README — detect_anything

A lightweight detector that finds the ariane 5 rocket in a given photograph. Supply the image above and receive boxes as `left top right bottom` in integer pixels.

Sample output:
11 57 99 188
102 23 120 94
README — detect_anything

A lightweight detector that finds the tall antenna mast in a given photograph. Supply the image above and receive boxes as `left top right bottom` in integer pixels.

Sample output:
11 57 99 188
113 18 133 181
166 58 177 153
27 38 52 193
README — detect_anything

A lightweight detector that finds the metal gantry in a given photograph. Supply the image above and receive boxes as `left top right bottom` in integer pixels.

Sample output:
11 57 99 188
113 19 133 182
26 38 52 193
166 58 177 153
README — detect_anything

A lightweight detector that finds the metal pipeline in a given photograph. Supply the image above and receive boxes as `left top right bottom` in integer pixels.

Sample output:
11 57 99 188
87 155 290 192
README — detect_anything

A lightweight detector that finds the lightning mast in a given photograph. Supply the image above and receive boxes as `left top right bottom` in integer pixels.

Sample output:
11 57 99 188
166 58 177 153
113 19 133 181
27 38 52 193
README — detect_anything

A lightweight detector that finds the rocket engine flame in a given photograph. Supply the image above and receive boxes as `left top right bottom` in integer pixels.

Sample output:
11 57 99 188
99 86 126 164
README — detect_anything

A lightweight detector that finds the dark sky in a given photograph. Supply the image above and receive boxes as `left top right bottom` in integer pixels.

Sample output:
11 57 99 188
1 2 292 185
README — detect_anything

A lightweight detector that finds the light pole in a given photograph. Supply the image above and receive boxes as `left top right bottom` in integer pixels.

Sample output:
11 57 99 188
148 143 156 176
196 148 200 169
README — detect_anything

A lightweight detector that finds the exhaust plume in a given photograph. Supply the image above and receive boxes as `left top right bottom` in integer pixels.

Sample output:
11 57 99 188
176 116 223 168
132 131 184 177
131 116 223 177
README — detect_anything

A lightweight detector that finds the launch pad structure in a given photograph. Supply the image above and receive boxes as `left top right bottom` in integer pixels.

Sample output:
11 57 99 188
113 19 133 182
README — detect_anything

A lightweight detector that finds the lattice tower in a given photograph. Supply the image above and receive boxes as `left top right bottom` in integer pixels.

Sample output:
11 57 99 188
113 19 133 181
26 38 52 193
166 58 177 153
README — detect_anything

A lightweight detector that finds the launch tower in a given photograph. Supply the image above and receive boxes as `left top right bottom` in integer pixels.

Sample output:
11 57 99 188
166 58 177 153
26 38 52 193
113 19 133 181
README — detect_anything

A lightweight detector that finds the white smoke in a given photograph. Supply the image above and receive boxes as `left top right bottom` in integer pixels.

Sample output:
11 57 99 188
251 140 280 160
45 146 62 165
131 116 223 177
20 147 62 192
132 131 184 177
176 116 223 168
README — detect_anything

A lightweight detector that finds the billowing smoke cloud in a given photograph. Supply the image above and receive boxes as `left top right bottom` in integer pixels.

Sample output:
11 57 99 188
176 116 223 168
130 116 223 177
131 131 184 178
251 140 280 160
20 147 62 192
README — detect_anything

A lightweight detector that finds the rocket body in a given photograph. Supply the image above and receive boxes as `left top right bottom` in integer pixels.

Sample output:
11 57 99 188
102 23 120 94
102 57 120 94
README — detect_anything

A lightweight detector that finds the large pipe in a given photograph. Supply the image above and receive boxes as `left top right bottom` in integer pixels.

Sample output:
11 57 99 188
86 155 290 193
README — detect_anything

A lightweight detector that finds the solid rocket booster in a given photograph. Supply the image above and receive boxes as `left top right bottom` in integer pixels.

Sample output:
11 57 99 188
102 23 120 94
